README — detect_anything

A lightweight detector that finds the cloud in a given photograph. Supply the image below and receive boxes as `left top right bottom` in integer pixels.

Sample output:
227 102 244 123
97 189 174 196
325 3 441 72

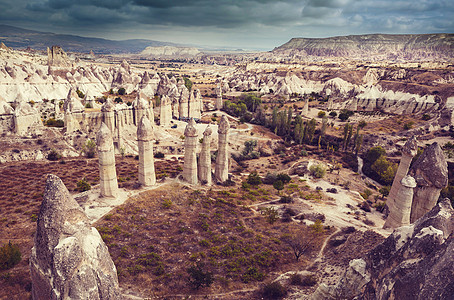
0 0 452 49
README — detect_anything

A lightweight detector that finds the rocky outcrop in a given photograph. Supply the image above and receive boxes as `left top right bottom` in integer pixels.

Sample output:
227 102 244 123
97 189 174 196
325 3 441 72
275 33 454 61
215 115 230 183
97 123 118 198
47 46 71 67
198 125 212 185
183 118 198 184
30 174 121 299
409 142 448 223
140 46 200 57
137 115 156 186
312 199 454 300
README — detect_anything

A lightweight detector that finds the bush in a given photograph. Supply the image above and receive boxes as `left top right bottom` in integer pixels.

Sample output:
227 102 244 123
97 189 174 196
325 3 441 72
47 149 61 161
279 196 293 203
154 152 165 158
403 121 414 130
45 118 64 127
114 97 123 103
329 111 337 118
422 114 431 121
187 263 214 290
82 139 96 158
276 173 291 184
0 242 22 270
309 164 326 178
118 87 126 95
263 173 277 184
317 111 326 118
273 180 284 192
76 178 91 192
261 281 287 299
247 172 262 185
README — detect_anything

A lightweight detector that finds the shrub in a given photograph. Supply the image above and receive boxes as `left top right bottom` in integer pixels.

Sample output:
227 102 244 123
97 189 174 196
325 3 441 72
45 118 64 127
261 281 287 299
403 121 414 130
279 196 293 203
76 89 85 99
263 173 277 184
317 111 326 118
154 152 165 158
187 263 214 290
261 207 279 224
76 178 91 192
82 139 96 158
241 266 264 283
329 111 337 118
301 275 317 286
118 87 126 95
114 97 123 103
85 103 93 108
276 173 291 184
309 164 326 178
422 114 431 121
247 172 262 185
273 180 284 192
0 242 22 270
47 149 61 161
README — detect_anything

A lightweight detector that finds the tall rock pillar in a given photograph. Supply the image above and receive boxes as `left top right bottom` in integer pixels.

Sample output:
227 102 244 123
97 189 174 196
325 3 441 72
198 125 212 185
215 115 230 182
97 123 118 198
383 175 417 228
183 118 198 184
386 136 418 215
409 142 448 223
137 115 156 186
302 98 309 116
101 98 115 133
160 95 172 126
215 84 223 110
179 87 189 119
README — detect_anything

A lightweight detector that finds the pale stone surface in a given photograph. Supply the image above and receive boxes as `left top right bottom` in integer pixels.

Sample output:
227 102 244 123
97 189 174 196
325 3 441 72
215 115 230 182
179 86 189 119
312 199 454 300
198 125 212 185
101 98 115 133
47 46 71 67
13 101 42 136
183 118 198 184
409 142 448 223
302 98 309 116
30 174 121 300
215 84 223 110
384 175 417 228
160 95 172 126
385 135 418 220
137 115 156 186
63 88 85 113
97 123 118 198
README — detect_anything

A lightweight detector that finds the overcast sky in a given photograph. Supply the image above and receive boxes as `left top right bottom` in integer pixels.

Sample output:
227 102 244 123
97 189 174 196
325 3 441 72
1 0 453 50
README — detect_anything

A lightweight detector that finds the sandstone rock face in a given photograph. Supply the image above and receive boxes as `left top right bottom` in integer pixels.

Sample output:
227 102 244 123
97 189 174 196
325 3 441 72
215 115 230 183
97 123 118 198
137 115 156 186
159 95 172 126
198 125 212 185
30 174 121 300
312 199 454 300
140 46 200 57
47 46 71 67
409 142 448 223
183 118 198 184
384 135 418 228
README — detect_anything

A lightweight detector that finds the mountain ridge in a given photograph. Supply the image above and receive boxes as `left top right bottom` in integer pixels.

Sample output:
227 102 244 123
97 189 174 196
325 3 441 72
273 33 454 60
0 24 179 54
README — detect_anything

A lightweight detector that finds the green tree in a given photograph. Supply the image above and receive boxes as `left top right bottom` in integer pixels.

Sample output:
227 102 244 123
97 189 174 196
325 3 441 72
118 87 126 95
273 180 284 193
82 139 96 158
183 77 193 92
187 262 214 290
0 241 22 270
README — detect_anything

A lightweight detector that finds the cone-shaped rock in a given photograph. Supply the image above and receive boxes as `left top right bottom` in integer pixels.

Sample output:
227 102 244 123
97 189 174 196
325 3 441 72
183 118 198 184
138 115 156 186
97 123 118 197
215 115 230 182
30 174 121 300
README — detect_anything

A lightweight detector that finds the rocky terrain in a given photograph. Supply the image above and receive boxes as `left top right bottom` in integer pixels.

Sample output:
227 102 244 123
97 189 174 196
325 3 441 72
0 32 453 299
140 46 200 58
274 33 454 62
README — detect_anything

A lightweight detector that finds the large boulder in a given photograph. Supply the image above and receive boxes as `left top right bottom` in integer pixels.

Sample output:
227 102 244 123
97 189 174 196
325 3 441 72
30 174 121 299
311 199 454 300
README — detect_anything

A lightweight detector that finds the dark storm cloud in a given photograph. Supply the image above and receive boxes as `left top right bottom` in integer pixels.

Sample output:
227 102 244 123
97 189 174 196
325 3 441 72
0 0 452 48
